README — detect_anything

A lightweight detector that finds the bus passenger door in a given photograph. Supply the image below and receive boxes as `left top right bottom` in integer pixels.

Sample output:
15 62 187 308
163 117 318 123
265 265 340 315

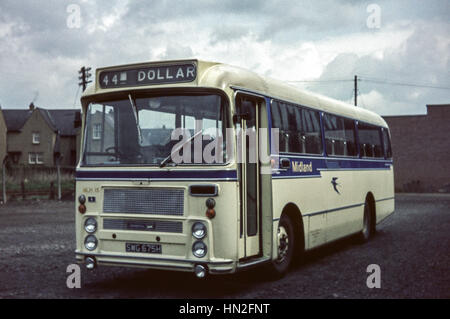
236 95 261 260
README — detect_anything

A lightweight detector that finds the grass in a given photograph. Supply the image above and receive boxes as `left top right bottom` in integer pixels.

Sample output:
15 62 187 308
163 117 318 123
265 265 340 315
1 166 75 197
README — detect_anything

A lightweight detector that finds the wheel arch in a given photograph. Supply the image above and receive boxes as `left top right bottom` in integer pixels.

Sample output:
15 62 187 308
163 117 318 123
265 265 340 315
281 202 305 256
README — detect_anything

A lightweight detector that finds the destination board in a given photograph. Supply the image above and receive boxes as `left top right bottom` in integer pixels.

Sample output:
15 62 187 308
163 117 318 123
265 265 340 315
98 63 196 89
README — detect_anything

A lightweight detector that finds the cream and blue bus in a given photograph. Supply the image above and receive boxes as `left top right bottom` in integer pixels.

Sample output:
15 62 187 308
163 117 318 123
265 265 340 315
75 59 394 278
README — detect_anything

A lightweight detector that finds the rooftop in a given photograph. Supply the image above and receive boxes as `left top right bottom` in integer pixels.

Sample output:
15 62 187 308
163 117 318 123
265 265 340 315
2 107 80 135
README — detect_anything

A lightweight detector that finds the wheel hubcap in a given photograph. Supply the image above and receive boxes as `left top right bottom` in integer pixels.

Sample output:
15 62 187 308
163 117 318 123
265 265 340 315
277 225 289 263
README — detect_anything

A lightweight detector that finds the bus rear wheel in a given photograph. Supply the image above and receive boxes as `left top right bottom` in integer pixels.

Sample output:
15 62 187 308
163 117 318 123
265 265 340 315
358 199 374 243
267 214 295 278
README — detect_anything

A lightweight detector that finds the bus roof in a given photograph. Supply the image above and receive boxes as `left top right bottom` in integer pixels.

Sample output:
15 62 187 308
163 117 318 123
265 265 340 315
82 59 388 128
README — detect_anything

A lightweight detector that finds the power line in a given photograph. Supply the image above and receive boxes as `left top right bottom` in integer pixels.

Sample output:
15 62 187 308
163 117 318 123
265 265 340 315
289 76 450 90
359 77 450 90
288 79 353 83
73 84 81 108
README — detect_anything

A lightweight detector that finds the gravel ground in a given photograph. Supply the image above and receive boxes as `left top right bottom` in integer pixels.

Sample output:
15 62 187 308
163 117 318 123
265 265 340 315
0 194 449 299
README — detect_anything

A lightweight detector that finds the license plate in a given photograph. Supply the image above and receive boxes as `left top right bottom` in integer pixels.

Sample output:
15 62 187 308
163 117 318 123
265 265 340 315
125 243 162 254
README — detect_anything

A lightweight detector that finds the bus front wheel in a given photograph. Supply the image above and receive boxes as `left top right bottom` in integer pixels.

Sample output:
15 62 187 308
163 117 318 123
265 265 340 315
268 214 295 278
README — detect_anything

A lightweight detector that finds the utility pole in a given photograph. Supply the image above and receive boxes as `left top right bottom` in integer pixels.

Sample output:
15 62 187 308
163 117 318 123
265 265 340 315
354 75 358 106
78 66 92 92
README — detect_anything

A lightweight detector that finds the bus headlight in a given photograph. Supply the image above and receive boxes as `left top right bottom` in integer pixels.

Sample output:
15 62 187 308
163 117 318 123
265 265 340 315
84 235 98 251
192 241 207 258
192 222 207 239
84 218 97 233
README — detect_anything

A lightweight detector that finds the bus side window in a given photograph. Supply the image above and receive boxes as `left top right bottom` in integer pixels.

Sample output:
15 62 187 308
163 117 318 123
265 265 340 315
323 114 357 157
271 101 290 153
374 143 383 157
302 109 322 155
291 105 303 153
286 103 302 153
323 114 342 156
271 101 288 152
382 128 393 158
270 100 283 151
343 118 357 156
271 100 323 155
358 122 384 158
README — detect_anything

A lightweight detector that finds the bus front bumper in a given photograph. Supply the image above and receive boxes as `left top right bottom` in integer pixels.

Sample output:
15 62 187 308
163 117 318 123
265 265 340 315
75 251 235 275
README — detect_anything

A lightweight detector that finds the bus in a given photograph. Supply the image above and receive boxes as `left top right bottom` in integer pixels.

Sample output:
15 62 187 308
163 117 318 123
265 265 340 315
75 59 394 278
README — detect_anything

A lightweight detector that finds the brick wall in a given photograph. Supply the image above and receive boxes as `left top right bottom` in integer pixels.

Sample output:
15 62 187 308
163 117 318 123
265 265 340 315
383 104 450 192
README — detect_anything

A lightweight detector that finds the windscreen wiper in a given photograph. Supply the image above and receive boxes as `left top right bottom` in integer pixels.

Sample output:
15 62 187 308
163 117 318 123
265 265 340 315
159 130 202 168
128 94 143 145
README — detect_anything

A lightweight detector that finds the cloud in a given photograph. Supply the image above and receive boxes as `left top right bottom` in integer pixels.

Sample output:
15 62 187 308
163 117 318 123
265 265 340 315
346 90 409 115
158 43 194 60
0 0 448 113
301 20 450 115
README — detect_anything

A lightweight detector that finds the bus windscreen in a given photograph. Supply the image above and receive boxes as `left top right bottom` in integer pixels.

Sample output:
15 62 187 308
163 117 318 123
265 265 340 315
82 94 229 166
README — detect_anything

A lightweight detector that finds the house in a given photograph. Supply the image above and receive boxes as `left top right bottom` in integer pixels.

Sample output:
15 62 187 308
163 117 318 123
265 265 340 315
83 107 114 164
46 109 81 167
383 104 450 192
2 105 81 167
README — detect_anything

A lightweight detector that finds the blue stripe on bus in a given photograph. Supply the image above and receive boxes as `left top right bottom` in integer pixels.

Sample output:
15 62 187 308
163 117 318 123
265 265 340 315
76 156 392 180
272 154 392 179
75 169 238 181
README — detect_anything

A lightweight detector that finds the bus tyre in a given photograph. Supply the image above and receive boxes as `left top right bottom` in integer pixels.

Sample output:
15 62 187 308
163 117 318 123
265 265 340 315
358 199 374 243
267 214 295 279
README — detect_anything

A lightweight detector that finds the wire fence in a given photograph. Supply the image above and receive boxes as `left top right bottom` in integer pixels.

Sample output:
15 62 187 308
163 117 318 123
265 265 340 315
1 164 75 202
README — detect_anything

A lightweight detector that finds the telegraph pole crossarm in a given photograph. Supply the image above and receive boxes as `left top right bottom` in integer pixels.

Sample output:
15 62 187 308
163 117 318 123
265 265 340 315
78 66 92 92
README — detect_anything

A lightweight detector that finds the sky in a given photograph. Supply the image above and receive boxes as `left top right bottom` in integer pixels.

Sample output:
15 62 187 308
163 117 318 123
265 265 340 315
0 0 449 115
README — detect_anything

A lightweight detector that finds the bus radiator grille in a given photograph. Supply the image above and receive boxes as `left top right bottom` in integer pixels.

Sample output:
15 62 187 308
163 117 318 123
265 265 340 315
103 188 184 216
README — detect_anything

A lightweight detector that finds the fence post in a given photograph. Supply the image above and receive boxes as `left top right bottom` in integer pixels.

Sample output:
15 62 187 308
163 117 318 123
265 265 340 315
57 159 61 200
20 165 25 200
1 159 6 204
49 181 55 200
21 180 25 200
